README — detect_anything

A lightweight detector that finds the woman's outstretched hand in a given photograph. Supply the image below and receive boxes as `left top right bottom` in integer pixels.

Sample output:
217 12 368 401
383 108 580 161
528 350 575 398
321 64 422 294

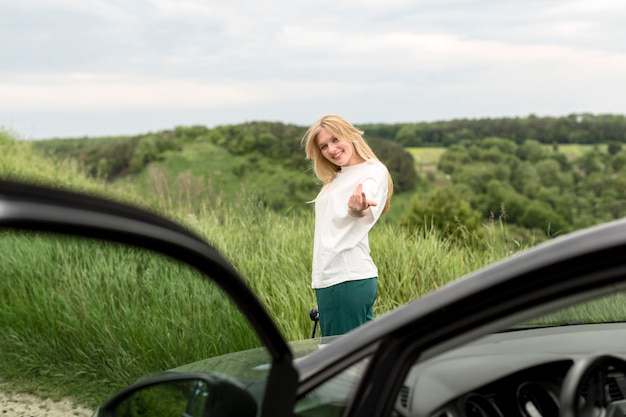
348 183 377 216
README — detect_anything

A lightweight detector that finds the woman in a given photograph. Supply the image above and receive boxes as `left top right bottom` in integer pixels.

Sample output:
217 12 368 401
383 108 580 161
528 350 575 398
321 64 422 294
303 114 393 337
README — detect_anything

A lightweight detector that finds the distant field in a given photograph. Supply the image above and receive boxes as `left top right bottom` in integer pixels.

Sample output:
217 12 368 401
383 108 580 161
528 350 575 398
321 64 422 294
408 144 606 166
406 148 446 183
555 144 606 159
408 147 446 165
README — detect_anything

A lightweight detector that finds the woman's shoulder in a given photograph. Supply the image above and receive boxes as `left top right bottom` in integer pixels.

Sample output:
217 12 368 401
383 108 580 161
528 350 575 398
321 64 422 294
341 159 388 178
364 159 389 175
345 159 389 184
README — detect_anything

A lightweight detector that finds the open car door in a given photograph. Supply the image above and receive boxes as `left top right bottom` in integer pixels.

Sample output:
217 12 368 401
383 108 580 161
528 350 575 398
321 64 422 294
0 180 298 417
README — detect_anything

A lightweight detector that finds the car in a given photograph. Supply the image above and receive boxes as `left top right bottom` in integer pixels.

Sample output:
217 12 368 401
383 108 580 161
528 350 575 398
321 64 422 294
2 178 626 417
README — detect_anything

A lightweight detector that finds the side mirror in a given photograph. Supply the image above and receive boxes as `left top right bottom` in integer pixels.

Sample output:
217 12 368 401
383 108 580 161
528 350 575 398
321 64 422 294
95 373 257 417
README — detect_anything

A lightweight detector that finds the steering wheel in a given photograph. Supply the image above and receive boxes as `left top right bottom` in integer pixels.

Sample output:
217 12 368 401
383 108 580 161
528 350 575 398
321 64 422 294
560 354 626 417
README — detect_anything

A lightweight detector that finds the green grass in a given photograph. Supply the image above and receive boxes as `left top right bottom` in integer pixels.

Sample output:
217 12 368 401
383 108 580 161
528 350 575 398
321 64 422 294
0 232 265 404
521 291 626 326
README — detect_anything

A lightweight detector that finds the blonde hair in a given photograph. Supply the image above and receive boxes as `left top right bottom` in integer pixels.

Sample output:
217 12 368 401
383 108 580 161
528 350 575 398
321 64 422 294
302 114 393 214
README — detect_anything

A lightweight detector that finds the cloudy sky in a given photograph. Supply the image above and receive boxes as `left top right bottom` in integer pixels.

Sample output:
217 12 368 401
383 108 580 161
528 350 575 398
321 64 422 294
2 0 626 139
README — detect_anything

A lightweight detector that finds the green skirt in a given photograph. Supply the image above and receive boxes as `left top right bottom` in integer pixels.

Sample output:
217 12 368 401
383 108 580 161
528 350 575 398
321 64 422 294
315 277 378 337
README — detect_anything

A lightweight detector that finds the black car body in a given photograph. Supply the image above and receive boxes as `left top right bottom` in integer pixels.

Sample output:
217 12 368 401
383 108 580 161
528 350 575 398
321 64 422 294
2 179 626 417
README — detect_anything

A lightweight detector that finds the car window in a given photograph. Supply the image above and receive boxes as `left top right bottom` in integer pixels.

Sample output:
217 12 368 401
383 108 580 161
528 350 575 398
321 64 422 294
517 290 626 327
293 356 371 417
0 229 270 406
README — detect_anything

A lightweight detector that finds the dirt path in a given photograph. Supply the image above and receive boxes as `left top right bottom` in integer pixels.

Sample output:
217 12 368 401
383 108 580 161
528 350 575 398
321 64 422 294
0 384 92 417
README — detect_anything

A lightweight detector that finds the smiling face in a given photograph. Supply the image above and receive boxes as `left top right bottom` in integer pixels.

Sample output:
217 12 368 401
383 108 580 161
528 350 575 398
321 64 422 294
315 128 364 167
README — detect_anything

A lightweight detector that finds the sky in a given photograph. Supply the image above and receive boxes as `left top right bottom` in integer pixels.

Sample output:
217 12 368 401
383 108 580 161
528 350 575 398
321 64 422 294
2 0 626 140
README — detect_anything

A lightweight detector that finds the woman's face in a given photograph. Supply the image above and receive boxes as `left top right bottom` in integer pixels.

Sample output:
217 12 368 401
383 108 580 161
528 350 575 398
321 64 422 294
315 128 363 167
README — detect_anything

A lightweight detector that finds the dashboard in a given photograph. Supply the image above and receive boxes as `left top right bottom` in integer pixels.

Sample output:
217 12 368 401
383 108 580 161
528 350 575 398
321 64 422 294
395 323 626 417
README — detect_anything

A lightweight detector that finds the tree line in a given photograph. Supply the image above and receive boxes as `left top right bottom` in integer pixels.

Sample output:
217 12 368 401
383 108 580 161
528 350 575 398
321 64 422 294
362 113 626 147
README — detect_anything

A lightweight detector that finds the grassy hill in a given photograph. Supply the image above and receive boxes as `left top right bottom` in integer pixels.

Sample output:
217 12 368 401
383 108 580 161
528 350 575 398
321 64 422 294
113 141 318 215
30 123 419 222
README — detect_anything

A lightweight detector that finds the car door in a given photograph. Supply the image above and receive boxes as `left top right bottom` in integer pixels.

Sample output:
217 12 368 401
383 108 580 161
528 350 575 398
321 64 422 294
291 216 626 417
0 180 298 417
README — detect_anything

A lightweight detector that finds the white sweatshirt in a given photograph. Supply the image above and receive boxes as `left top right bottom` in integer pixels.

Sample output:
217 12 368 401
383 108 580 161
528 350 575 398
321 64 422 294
311 159 389 289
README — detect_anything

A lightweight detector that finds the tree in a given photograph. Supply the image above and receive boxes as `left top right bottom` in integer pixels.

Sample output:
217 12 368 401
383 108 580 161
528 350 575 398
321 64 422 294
511 162 541 197
402 187 483 241
611 153 626 172
516 140 546 162
454 164 512 194
535 159 562 188
576 150 603 175
395 124 420 146
482 180 529 225
368 137 419 193
608 141 623 156
519 201 569 236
